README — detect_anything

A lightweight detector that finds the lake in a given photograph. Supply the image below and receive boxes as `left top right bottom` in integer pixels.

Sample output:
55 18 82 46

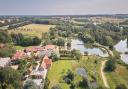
70 39 108 57
114 39 128 64
69 39 128 64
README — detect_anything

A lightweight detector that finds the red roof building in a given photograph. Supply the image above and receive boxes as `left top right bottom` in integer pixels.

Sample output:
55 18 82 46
41 55 52 69
12 51 25 60
25 46 44 52
44 45 56 50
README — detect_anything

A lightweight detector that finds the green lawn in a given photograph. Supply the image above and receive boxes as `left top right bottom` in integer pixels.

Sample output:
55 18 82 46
14 45 33 50
47 59 78 89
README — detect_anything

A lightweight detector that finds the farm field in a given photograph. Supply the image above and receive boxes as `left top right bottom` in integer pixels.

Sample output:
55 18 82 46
47 59 79 89
8 24 55 38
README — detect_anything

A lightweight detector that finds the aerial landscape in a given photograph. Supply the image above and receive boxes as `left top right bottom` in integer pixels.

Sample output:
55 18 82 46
0 0 128 89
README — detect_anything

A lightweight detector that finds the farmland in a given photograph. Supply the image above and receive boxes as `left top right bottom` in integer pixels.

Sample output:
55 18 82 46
8 24 55 38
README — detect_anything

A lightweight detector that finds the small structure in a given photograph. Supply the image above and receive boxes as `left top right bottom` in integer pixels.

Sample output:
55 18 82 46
0 58 11 68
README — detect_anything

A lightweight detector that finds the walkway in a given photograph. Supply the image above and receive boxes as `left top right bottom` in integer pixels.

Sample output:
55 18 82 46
101 60 110 88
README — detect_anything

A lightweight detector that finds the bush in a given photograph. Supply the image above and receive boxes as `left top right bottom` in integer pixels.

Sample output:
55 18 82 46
115 84 127 89
105 59 116 72
51 84 62 89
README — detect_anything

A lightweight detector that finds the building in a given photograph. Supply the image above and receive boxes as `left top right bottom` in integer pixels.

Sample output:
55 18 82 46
39 45 59 57
41 55 52 69
11 51 25 64
0 58 11 68
25 46 44 52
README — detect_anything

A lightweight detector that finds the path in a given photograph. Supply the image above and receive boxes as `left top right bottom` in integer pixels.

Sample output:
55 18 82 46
93 43 114 57
101 60 110 88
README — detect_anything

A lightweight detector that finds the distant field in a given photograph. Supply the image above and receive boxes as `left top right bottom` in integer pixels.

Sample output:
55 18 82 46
8 24 55 38
90 17 124 24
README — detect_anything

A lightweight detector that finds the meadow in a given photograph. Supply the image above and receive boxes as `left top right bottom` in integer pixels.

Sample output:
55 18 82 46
8 24 55 38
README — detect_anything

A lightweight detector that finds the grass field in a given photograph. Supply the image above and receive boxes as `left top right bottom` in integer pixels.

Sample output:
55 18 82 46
8 24 55 38
106 64 128 89
14 45 33 50
47 59 79 89
79 56 106 88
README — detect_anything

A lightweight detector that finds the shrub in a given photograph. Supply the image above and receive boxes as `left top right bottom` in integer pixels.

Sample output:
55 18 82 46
105 59 116 72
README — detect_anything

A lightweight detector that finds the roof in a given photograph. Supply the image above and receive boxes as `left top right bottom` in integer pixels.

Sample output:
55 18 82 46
12 51 25 60
44 45 56 50
25 46 44 52
43 55 52 64
41 55 52 69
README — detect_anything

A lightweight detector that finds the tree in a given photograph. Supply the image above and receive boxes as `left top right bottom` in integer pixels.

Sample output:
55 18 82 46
70 82 75 89
63 69 74 83
71 49 82 61
0 68 22 89
116 84 127 89
53 38 65 47
0 31 11 43
51 51 60 62
23 80 38 89
105 59 116 72
51 84 62 89
32 36 41 46
44 77 50 89
0 44 15 57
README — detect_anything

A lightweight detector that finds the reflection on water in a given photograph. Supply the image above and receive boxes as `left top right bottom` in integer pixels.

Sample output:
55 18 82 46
70 39 108 57
114 39 128 64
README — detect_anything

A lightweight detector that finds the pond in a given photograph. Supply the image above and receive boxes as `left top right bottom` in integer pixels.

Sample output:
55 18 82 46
70 39 108 57
114 39 128 64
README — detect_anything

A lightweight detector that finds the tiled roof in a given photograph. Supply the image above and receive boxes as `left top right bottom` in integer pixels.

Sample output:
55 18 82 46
25 46 44 52
41 55 52 69
44 45 56 50
43 55 52 64
12 51 25 60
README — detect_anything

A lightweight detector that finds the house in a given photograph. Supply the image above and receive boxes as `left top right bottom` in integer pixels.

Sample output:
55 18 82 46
0 58 11 68
41 55 52 69
25 46 44 52
44 45 57 50
24 46 44 59
11 51 25 64
39 45 59 57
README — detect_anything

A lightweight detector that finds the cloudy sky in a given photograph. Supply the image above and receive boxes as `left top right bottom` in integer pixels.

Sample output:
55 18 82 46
0 0 128 15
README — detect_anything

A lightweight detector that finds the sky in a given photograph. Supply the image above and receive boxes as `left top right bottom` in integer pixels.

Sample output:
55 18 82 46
0 0 128 15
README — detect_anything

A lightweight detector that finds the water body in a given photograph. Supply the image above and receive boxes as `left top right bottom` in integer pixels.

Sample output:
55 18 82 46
70 39 108 57
114 39 128 64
